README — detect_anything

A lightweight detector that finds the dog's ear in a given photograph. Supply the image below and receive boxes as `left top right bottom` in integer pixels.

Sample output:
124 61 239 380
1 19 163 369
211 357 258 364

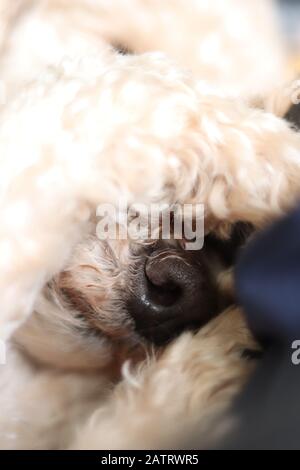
284 102 300 131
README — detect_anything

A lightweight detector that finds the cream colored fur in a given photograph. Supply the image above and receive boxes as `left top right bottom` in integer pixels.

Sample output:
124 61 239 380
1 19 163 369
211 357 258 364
0 0 299 449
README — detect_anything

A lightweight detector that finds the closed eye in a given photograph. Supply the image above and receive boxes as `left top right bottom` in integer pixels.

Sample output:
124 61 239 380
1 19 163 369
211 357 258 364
112 42 134 56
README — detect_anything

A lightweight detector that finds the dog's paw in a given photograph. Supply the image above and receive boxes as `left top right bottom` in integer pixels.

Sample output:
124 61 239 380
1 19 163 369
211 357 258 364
72 308 258 449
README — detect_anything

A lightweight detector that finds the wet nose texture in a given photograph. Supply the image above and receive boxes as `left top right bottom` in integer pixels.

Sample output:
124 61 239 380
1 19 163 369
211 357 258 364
127 249 218 345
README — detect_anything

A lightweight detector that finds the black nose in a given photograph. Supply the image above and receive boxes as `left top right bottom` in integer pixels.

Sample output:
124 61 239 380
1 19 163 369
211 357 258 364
127 247 218 345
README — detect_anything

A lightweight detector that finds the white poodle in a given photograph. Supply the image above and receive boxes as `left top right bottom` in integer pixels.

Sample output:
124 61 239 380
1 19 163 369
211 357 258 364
0 0 299 449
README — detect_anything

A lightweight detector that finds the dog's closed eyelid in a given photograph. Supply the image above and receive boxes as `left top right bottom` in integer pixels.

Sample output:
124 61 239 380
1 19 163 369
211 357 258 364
111 42 134 56
241 349 263 361
204 222 254 266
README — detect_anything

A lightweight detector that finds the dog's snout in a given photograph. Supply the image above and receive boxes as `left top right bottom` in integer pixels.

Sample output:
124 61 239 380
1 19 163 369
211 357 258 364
127 247 218 345
145 253 187 307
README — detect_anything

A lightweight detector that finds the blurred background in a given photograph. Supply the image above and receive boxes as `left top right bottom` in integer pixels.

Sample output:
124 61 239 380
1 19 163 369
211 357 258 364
278 0 300 61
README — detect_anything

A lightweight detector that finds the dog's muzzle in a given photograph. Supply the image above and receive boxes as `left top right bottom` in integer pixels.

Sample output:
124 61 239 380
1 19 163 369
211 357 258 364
126 244 219 345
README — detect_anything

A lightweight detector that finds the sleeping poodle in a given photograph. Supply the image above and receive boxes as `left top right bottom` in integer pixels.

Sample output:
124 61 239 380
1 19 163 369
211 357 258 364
0 0 300 449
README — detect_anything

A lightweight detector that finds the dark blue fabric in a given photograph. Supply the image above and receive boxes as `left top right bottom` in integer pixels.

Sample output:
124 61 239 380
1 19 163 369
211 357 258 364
218 204 300 449
211 100 300 448
235 205 300 344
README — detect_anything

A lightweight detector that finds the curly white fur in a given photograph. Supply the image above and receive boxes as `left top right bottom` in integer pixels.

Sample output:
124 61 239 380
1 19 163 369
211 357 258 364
0 0 299 449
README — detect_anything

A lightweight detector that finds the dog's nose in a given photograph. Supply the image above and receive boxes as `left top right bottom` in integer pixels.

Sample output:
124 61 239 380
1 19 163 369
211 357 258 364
127 247 218 345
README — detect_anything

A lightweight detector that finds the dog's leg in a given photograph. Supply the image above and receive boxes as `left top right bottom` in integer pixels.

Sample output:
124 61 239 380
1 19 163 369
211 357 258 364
167 94 300 232
0 347 109 449
70 307 258 449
